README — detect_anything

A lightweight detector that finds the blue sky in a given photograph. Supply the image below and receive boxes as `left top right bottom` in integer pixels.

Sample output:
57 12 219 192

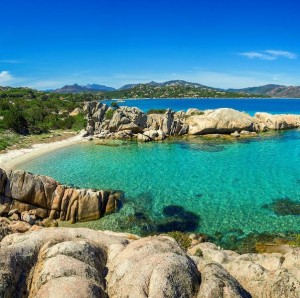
1 0 300 89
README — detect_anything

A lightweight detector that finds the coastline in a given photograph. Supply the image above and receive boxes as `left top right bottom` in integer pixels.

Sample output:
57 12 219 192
0 133 85 171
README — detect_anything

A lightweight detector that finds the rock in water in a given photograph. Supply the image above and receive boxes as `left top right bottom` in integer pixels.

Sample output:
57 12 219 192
186 108 256 135
0 168 122 224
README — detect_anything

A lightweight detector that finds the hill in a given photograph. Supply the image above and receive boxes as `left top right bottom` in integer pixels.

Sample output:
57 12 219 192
118 80 211 90
54 83 115 93
103 83 264 99
228 84 300 98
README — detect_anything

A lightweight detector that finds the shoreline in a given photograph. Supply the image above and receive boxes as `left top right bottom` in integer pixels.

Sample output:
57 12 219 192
0 133 85 171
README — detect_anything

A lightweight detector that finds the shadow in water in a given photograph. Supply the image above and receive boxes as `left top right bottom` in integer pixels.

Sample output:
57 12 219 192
118 203 200 235
156 205 200 233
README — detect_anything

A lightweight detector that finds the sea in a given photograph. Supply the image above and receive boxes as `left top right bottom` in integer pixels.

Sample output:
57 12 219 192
19 98 300 248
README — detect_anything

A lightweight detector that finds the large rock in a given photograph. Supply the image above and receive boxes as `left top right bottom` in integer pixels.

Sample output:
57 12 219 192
189 240 300 298
0 229 201 298
104 107 147 133
197 262 251 298
0 168 122 224
254 112 300 130
106 235 201 298
0 228 130 297
186 108 256 135
1 227 300 297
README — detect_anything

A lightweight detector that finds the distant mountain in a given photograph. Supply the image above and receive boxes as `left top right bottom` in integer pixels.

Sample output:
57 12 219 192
85 84 115 91
227 84 283 95
118 83 140 91
53 83 115 93
119 80 211 90
266 86 300 98
228 84 300 98
104 83 265 99
49 81 300 97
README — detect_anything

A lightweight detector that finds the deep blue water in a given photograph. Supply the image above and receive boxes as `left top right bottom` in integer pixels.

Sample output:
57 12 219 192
106 98 300 116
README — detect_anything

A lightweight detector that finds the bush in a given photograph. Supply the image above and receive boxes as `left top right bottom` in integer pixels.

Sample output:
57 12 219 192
105 109 114 120
167 231 192 251
71 113 87 131
289 235 300 247
190 111 204 116
110 101 120 109
147 109 167 114
194 248 203 257
3 107 28 134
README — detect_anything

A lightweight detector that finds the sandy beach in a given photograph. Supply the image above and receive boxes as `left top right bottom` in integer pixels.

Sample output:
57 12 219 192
0 133 85 171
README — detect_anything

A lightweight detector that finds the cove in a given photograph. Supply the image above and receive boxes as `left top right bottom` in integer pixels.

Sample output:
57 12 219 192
19 130 300 242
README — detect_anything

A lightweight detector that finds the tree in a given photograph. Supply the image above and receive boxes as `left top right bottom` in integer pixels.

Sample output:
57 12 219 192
3 107 28 134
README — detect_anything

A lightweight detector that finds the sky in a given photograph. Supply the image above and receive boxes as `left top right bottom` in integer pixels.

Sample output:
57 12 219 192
1 0 300 89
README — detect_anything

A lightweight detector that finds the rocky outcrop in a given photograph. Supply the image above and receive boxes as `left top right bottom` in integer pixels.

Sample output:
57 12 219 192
1 228 299 297
254 112 300 131
84 102 300 141
0 168 122 225
189 242 300 298
186 108 256 135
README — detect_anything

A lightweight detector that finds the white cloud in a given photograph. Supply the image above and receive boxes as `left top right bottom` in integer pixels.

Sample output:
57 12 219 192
239 50 297 61
264 50 297 59
0 71 13 84
0 59 23 64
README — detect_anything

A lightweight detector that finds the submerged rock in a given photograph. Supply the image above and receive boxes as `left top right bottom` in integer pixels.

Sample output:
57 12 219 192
263 198 300 216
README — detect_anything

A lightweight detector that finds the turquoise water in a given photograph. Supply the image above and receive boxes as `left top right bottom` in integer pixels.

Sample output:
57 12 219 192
106 98 300 115
20 130 300 239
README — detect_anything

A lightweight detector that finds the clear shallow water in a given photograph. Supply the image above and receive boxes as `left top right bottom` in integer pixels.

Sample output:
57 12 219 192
106 98 300 115
20 131 300 238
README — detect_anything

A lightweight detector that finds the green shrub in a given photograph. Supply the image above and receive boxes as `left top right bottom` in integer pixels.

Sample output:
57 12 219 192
105 109 114 120
71 113 87 131
289 234 300 247
194 248 203 257
0 131 21 150
110 101 120 109
2 107 28 134
147 109 167 114
167 231 192 251
190 111 204 116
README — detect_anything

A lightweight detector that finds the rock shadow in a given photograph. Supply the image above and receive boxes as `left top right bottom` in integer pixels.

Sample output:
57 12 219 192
156 205 200 233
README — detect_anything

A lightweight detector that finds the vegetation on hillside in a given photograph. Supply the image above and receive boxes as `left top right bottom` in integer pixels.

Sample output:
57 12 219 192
0 87 96 135
0 87 97 150
102 84 267 99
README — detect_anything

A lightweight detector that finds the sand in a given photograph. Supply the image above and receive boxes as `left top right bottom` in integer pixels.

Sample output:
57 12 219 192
0 133 86 171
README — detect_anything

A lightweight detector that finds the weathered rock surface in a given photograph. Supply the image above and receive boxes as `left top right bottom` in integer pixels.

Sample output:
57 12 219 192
197 262 251 298
189 242 300 298
106 236 201 298
84 102 300 141
0 168 122 224
186 108 256 135
254 112 300 131
1 227 299 297
0 228 200 298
